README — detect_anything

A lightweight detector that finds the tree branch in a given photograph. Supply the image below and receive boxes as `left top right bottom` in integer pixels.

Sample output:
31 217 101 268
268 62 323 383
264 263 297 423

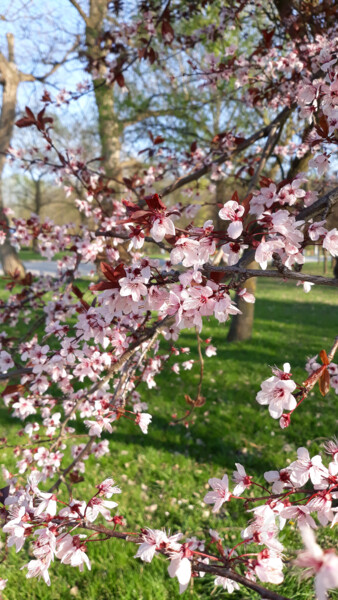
297 186 338 222
19 38 80 83
161 106 294 197
203 264 338 287
68 0 89 24
79 522 292 600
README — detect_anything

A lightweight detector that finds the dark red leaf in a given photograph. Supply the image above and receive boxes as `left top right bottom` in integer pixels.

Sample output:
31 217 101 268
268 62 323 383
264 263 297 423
161 20 174 42
153 135 165 145
116 72 125 88
15 117 35 128
319 368 330 397
25 106 35 120
2 384 25 397
145 193 166 212
319 349 329 365
71 284 84 300
100 262 126 285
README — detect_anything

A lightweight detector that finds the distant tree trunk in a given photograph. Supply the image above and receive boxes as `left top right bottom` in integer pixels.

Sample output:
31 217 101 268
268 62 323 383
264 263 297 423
0 33 25 277
323 249 328 274
85 0 121 181
32 178 42 252
227 262 257 342
334 258 338 279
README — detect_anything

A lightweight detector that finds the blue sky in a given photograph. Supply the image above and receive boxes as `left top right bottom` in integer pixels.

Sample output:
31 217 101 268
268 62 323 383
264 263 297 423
0 0 100 180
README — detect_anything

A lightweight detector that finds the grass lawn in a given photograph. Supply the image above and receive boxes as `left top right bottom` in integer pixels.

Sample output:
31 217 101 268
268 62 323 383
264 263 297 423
18 248 70 262
0 264 337 599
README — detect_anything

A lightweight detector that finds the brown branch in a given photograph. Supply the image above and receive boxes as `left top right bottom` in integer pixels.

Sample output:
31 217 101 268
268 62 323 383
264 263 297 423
203 264 338 287
79 522 291 600
248 114 287 192
297 186 338 222
48 436 95 493
0 367 33 381
95 230 171 252
327 336 338 363
68 0 89 24
195 562 291 600
161 106 294 198
19 38 80 83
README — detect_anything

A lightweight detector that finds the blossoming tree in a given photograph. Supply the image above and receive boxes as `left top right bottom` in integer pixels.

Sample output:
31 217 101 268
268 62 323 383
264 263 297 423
0 1 337 598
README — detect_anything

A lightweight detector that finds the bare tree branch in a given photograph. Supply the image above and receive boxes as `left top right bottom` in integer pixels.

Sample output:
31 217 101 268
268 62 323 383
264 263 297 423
68 0 89 25
161 106 294 198
203 264 338 287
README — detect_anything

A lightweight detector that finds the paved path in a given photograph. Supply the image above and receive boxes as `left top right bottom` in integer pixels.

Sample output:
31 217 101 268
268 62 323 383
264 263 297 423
0 260 95 278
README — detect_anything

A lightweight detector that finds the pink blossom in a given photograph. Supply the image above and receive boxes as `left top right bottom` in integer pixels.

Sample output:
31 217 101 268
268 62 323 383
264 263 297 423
0 579 7 590
205 344 217 357
204 474 231 513
150 216 175 242
308 220 328 241
135 412 152 434
264 469 292 494
214 576 240 592
232 463 252 496
256 364 297 419
119 275 148 302
96 478 121 498
56 534 91 572
168 551 192 594
254 551 284 584
289 447 326 487
295 527 338 600
296 280 314 293
238 288 255 303
134 528 168 563
323 229 338 257
85 498 118 522
255 239 284 270
35 492 57 517
0 350 14 373
219 200 244 239
22 559 51 585
221 241 248 265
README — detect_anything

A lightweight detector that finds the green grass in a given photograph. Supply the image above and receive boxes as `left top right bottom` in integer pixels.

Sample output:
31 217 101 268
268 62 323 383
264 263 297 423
18 248 70 262
0 264 337 599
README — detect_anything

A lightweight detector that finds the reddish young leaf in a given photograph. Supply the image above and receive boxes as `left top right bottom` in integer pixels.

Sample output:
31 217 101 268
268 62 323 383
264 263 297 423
2 384 25 397
190 141 197 153
144 193 166 212
319 368 330 397
153 135 165 145
15 117 35 128
208 271 226 284
25 106 35 120
115 72 125 88
100 262 126 284
71 284 84 300
319 349 329 365
231 190 240 203
161 20 174 42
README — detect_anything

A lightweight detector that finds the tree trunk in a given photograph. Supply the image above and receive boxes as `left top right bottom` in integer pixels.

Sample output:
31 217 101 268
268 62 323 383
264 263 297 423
0 33 25 276
227 261 257 342
86 0 121 180
32 178 42 252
